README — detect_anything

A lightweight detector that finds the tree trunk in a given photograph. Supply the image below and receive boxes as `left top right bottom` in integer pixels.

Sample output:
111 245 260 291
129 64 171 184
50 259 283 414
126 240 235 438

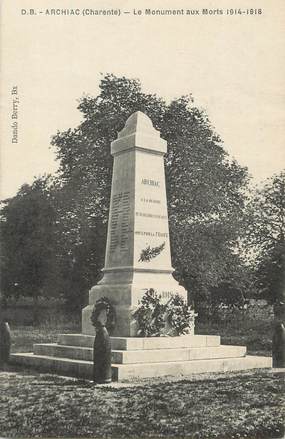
273 299 285 323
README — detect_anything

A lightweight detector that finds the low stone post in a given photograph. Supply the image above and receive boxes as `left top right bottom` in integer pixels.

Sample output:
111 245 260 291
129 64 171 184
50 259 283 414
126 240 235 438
93 323 112 384
0 321 11 369
272 322 285 368
92 306 112 384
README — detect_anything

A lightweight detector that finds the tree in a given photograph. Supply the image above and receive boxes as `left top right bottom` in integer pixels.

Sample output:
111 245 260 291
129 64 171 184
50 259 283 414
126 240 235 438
161 97 250 301
51 73 250 307
246 171 285 305
0 176 57 323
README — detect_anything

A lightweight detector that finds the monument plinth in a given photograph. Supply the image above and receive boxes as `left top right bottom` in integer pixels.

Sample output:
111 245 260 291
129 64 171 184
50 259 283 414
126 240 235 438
82 111 187 336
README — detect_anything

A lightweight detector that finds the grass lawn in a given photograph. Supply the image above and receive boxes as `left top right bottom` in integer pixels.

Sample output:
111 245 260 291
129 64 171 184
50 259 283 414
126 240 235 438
0 369 284 438
196 315 273 357
10 326 80 353
2 314 282 438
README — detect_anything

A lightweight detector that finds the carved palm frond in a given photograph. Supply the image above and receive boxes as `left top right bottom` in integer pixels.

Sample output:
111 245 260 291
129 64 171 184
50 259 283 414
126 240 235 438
139 241 165 262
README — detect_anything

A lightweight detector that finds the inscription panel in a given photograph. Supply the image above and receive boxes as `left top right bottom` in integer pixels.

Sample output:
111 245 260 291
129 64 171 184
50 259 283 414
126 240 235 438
109 191 131 252
136 177 169 239
134 169 171 267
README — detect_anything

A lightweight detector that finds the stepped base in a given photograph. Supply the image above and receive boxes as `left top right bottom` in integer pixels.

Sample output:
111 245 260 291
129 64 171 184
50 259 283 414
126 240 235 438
10 333 272 381
11 352 271 381
58 333 221 350
32 343 247 364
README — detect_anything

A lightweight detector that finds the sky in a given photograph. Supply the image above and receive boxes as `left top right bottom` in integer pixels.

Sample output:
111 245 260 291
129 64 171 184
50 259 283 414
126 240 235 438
1 0 284 199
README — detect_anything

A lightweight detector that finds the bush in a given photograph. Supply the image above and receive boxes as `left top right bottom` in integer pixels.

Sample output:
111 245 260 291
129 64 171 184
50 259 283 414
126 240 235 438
132 289 165 337
132 289 196 337
165 294 196 336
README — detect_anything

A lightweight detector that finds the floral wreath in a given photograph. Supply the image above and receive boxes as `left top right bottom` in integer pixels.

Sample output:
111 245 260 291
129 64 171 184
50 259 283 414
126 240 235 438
90 297 116 332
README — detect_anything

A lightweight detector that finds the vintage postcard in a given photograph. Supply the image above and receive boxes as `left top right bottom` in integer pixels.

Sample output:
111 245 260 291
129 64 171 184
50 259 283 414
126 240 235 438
0 0 284 438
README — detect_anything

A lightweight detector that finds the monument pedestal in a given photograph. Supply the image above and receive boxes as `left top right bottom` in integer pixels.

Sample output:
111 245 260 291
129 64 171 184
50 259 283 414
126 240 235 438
11 333 272 381
82 269 188 336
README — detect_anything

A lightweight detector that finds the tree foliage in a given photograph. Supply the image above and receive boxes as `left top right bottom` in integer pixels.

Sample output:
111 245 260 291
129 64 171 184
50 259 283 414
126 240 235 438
246 171 285 303
0 74 255 310
0 176 57 320
50 73 250 305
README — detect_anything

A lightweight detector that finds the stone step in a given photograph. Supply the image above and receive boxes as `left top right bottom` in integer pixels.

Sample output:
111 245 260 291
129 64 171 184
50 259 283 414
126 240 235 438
34 344 92 361
11 353 94 380
33 343 246 364
58 334 221 350
10 352 272 381
115 356 272 381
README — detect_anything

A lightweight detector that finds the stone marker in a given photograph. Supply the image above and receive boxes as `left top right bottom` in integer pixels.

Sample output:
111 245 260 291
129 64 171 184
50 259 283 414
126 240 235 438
82 111 188 336
92 307 112 384
272 322 285 368
0 321 11 368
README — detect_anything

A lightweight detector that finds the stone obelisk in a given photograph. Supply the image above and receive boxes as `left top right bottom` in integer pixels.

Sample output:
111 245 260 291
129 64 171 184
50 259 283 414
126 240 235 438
82 111 187 336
